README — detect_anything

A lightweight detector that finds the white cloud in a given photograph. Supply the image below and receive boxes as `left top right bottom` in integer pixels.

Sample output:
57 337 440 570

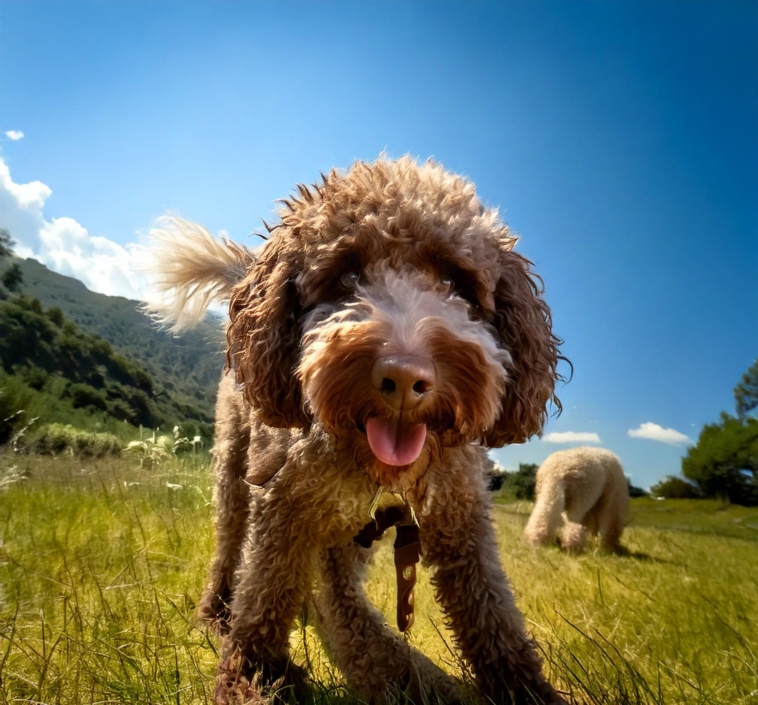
628 422 690 445
4 130 24 141
543 431 601 444
0 156 145 300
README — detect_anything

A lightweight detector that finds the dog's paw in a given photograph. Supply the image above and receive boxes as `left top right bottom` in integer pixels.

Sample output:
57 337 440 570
214 669 269 705
213 648 309 705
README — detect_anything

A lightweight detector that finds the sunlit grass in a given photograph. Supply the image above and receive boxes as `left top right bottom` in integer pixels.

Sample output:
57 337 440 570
0 454 217 704
1 454 756 704
492 500 758 704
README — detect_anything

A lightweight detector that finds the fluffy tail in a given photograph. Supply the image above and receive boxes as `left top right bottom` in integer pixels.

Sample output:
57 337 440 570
523 478 565 547
140 216 255 332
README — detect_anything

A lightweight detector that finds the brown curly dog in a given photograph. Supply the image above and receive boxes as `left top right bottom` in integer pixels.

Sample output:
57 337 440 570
143 156 567 705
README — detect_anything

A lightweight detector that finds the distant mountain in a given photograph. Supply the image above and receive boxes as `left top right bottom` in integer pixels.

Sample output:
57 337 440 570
11 257 225 424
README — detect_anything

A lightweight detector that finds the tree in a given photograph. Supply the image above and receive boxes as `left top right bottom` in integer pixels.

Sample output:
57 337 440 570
735 358 758 419
650 475 701 499
46 306 65 327
627 479 648 498
681 413 758 505
0 228 15 259
485 457 508 491
501 463 538 500
1 264 23 292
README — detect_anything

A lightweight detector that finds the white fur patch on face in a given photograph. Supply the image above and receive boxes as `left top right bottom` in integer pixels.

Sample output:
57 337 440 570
301 267 512 374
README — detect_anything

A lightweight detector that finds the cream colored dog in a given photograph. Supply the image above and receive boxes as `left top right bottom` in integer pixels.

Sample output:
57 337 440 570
524 447 628 552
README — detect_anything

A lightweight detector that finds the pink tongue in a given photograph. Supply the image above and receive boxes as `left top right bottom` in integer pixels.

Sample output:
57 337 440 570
366 417 427 466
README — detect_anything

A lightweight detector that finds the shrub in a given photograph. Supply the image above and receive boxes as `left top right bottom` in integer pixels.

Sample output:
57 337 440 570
106 398 138 424
0 263 23 292
46 306 65 327
89 337 113 358
29 423 122 458
501 463 539 500
485 459 507 491
0 375 35 445
131 368 153 394
651 475 702 499
18 365 49 391
627 479 648 498
66 383 108 412
488 472 506 491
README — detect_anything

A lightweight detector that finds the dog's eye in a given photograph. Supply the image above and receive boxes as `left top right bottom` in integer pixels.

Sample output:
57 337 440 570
438 276 455 294
340 271 360 289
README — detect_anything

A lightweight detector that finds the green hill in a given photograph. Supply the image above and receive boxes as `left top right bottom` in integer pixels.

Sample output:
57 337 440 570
9 257 225 424
0 294 216 444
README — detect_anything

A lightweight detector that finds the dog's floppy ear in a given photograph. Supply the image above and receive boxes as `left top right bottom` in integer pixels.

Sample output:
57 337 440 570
484 246 562 447
226 233 310 428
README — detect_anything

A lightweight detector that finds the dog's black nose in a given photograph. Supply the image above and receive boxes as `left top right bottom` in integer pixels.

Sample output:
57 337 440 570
371 356 436 411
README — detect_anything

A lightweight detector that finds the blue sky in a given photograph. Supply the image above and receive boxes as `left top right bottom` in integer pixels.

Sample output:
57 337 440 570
1 1 756 488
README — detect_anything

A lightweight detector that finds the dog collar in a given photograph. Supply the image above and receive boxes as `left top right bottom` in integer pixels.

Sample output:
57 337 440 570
353 489 421 632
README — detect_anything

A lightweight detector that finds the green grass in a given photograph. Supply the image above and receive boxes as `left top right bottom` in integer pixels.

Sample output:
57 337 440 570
1 455 756 704
492 500 758 704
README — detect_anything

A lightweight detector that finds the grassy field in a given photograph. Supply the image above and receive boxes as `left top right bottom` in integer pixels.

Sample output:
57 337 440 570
0 454 756 705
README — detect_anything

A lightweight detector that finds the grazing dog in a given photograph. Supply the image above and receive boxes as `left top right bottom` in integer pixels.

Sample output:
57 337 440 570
523 447 628 552
144 157 567 704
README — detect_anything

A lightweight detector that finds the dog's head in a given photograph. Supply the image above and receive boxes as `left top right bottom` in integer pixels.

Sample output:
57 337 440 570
228 157 562 486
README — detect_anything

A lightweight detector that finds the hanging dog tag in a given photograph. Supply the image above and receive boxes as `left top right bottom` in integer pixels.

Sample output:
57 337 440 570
394 520 420 632
353 489 421 632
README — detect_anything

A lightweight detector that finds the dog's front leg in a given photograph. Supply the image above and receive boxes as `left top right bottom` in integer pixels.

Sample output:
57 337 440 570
214 487 315 704
421 473 566 705
311 542 461 704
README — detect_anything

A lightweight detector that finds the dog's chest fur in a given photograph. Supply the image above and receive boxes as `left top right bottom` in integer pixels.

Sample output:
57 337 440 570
245 417 488 550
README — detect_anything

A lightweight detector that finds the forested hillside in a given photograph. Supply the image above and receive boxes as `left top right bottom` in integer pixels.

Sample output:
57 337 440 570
0 294 214 443
11 257 225 422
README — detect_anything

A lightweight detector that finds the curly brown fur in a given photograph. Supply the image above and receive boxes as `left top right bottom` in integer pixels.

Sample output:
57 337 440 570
144 156 567 704
523 447 629 553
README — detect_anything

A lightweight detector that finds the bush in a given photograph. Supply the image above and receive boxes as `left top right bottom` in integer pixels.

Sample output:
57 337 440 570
46 306 65 327
0 375 36 445
89 337 113 358
29 423 122 457
131 368 153 394
627 479 648 498
1 263 23 292
106 398 139 424
66 383 108 412
651 475 702 499
501 463 539 500
17 365 49 391
488 471 507 491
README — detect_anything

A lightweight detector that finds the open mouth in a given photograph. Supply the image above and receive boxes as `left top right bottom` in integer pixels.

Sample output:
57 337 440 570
364 416 428 466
